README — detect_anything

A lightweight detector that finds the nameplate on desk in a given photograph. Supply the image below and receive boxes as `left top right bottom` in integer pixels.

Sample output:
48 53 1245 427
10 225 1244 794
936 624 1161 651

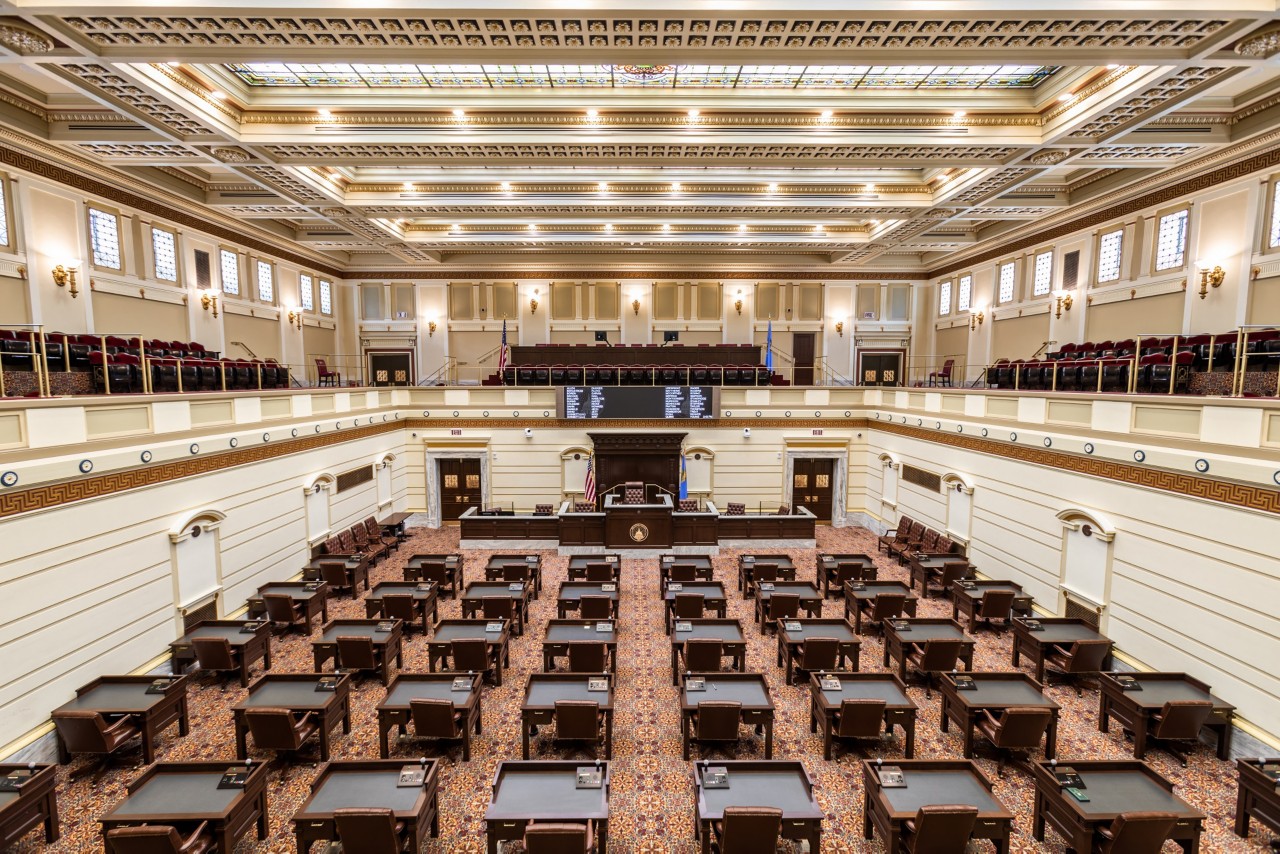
218 766 251 789
877 766 907 788
890 620 911 631
607 555 618 563
145 679 174 695
304 582 322 591
1257 762 1280 784
686 677 706 692
1053 766 1085 789
783 621 803 632
848 582 866 591
702 766 730 789
575 766 603 789
958 581 977 590
0 770 34 792
1065 786 1090 802
758 582 775 592
674 621 693 632
485 622 505 633
526 556 539 564
508 583 525 592
376 621 397 632
398 765 428 787
416 583 434 593
668 583 683 592
819 555 833 563
820 676 842 691
1113 674 1142 691
451 676 473 691
588 677 609 692
952 674 977 691
742 555 755 564
240 621 266 633
600 583 617 593
1021 619 1044 632
315 676 340 692
596 622 614 633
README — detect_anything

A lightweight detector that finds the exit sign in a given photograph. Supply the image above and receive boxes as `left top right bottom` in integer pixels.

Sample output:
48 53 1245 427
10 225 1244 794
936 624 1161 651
812 429 823 436
450 429 462 436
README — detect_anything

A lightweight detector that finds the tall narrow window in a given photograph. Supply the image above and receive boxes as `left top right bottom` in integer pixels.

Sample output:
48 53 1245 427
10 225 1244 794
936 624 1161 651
299 273 314 310
998 262 1016 303
1097 229 1124 283
938 280 952 315
219 249 240 295
1271 180 1280 248
1033 251 1053 296
319 279 333 315
152 228 177 282
956 274 972 312
256 260 274 303
1155 210 1188 271
0 180 10 247
88 208 121 270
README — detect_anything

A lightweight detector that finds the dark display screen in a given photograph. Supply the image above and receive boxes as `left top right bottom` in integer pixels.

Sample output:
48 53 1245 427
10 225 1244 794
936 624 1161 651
561 386 717 419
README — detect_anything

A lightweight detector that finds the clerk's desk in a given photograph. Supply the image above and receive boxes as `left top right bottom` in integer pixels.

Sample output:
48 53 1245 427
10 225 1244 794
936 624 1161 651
603 492 674 549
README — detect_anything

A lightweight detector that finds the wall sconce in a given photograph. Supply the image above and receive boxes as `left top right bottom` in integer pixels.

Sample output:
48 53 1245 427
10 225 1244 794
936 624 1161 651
970 309 985 330
52 263 80 298
632 297 641 316
834 320 844 337
1053 290 1074 319
735 290 744 315
428 319 438 337
530 288 540 315
1198 264 1225 299
200 291 219 318
286 308 303 330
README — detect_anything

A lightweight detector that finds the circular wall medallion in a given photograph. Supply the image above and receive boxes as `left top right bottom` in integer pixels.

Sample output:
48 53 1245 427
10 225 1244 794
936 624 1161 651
814 411 821 417
784 410 792 417
1043 437 1052 447
513 411 520 417
844 410 852 417
981 428 989 437
0 471 17 487
422 410 430 417
452 411 460 417
543 411 550 417
1084 442 1095 455
755 410 762 417
1195 458 1209 473
725 411 733 417
1133 450 1146 462
229 437 238 448
482 410 490 418
957 425 964 433
1009 432 1018 442
262 433 270 443
78 460 93 473
189 443 200 454
291 428 299 438
140 450 153 463
629 522 650 543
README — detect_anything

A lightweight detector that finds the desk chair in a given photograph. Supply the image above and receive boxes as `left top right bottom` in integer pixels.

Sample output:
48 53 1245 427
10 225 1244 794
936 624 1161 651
242 707 318 766
334 807 411 854
711 806 782 854
878 516 915 553
363 517 399 553
1147 700 1214 766
681 639 724 674
792 637 840 685
582 563 613 582
417 563 455 598
674 593 706 621
336 635 385 684
381 594 421 634
105 822 213 854
483 596 519 634
970 589 1018 633
350 524 387 565
502 564 530 584
575 595 610 621
762 593 799 635
623 482 645 504
905 639 964 698
450 638 498 684
319 562 355 597
1044 639 1112 696
192 636 244 688
865 592 907 636
926 562 971 598
409 698 470 761
752 564 779 587
901 804 978 853
263 593 308 635
669 564 697 584
53 711 142 779
567 641 609 673
1092 811 1178 854
554 700 605 760
975 707 1054 776
524 822 596 854
834 562 873 591
690 701 742 760
829 699 887 759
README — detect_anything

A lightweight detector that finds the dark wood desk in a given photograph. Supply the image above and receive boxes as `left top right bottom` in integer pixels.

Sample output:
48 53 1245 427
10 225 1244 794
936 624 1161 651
557 581 620 619
247 581 329 626
312 619 404 685
950 580 1033 629
428 620 511 686
485 761 610 854
882 619 976 681
402 553 463 596
775 618 860 684
737 554 797 595
460 509 561 542
1098 672 1235 760
1031 759 1205 853
544 620 619 673
461 581 532 635
681 672 774 759
293 759 439 854
0 763 58 847
844 581 918 634
100 761 269 854
863 759 1012 854
906 553 973 594
604 500 673 549
753 581 823 628
717 510 816 541
171 620 272 686
810 672 916 760
694 760 821 854
1235 757 1280 842
673 509 719 545
558 508 606 546
485 553 543 594
377 673 483 760
365 581 439 634
522 673 615 760
1012 618 1112 682
52 674 190 765
302 556 368 594
378 511 414 541
939 672 1060 760
513 342 758 367
664 582 728 632
660 554 714 590
819 553 877 597
670 619 747 684
567 554 621 581
232 672 351 762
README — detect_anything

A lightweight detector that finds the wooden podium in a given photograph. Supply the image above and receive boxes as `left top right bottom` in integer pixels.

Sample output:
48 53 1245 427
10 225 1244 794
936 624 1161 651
603 494 674 549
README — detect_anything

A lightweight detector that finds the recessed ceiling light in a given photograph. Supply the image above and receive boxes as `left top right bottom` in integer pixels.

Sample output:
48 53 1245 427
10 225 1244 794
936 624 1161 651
869 219 880 225
598 182 608 193
670 182 681 192
586 108 599 118
767 183 778 193
402 182 413 191
500 182 512 192
819 110 833 119
210 91 226 100
865 183 876 193
738 224 748 232
318 108 331 118
166 61 180 67
528 223 538 232
687 109 700 118
1058 92 1074 102
937 173 951 184
662 224 672 231
451 224 462 232
1106 64 1119 69
952 110 966 118
603 223 613 231
814 224 825 233
452 108 465 117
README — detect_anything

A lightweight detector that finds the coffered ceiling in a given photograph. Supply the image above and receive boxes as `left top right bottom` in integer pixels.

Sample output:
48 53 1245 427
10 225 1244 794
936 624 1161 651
0 2 1278 276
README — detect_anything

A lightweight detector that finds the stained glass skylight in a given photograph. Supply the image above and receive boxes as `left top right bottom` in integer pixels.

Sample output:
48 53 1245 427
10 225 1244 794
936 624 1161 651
1155 210 1188 271
225 63 1057 90
1097 229 1124 283
998 262 1016 303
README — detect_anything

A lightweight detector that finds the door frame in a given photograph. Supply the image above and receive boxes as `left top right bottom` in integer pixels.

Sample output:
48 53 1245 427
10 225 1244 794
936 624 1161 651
782 448 848 527
789 457 836 522
856 349 906 387
424 446 490 527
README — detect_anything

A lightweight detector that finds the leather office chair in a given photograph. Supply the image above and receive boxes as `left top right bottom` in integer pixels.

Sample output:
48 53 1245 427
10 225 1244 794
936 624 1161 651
725 502 746 515
192 636 243 687
381 594 421 633
350 524 387 565
1147 700 1214 765
53 710 142 778
567 642 609 673
363 516 399 552
409 698 469 761
578 595 614 620
792 637 840 685
319 561 354 597
334 807 410 854
864 592 908 635
877 516 915 553
752 564 779 586
502 564 530 584
974 707 1054 776
681 639 724 673
835 562 872 590
674 593 706 620
242 707 318 763
417 563 455 599
573 502 597 513
451 639 496 684
584 563 614 582
524 822 596 854
905 639 964 698
1044 639 1112 695
926 562 971 598
690 700 742 759
336 635 384 683
901 804 979 854
623 481 645 504
554 700 604 759
669 564 697 583
262 593 308 635
710 806 782 854
762 593 799 635
829 699 887 759
1091 811 1179 854
970 589 1017 633
482 596 518 633
105 822 214 854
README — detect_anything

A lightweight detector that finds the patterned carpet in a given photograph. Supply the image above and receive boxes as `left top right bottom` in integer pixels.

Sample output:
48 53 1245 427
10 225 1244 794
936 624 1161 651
14 525 1277 852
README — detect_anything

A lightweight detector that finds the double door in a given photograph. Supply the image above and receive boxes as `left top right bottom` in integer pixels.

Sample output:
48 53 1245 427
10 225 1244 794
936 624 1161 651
791 458 835 522
438 458 482 520
859 351 903 387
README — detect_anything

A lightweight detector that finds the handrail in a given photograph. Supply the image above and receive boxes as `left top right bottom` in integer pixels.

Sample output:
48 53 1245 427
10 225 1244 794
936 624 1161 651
229 340 257 358
0 323 49 397
1029 340 1057 360
420 356 458 386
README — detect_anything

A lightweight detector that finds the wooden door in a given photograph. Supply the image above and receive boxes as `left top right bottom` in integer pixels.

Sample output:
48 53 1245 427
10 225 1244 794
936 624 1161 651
793 332 816 385
859 351 903 387
790 458 835 521
439 458 483 520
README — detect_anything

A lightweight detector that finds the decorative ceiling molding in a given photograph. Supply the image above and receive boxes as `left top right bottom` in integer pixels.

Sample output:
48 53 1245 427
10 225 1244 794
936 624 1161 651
342 267 926 280
1233 23 1280 58
0 21 56 55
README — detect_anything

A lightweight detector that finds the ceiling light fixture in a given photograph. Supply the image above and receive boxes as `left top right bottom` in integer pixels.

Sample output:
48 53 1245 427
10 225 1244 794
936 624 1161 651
452 108 465 117
767 183 778 194
814 224 825 233
402 182 413 191
670 182 681 192
166 61 180 67
952 110 966 118
819 109 833 119
528 223 538 232
451 224 462 232
318 108 331 118
687 109 700 118
500 182 512 192
738 224 748 232
1106 64 1119 69
210 90 226 100
598 182 608 193
604 224 613 232
586 108 599 118
865 183 876 193
1058 92 1074 102
662 224 672 231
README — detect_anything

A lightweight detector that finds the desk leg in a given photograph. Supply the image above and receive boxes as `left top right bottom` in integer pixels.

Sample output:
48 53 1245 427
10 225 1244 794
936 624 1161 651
235 719 248 759
1216 722 1233 760
44 789 60 842
764 719 773 758
486 824 498 854
1133 717 1149 759
605 711 613 759
522 718 530 760
939 696 950 732
683 712 691 760
378 719 390 758
462 717 472 762
1032 790 1045 840
1234 788 1251 836
904 716 916 758
863 790 874 839
141 720 156 765
295 829 307 854
1046 715 1058 761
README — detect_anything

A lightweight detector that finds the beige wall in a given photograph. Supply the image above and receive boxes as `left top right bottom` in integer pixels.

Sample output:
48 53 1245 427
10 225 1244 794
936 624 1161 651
1248 274 1280 324
223 313 282 361
92 291 188 341
991 312 1050 360
934 324 968 362
1085 292 1184 342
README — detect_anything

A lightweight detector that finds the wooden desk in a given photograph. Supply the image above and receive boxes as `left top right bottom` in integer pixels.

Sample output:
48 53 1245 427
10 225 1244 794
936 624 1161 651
1012 618 1112 683
604 499 673 549
428 620 511 686
1031 759 1205 853
775 618 861 684
844 581 918 634
717 510 816 540
247 581 329 626
171 620 272 686
882 619 976 681
543 620 619 673
0 763 58 847
950 580 1033 629
818 553 877 597
694 761 820 854
557 581 620 619
938 672 1060 760
737 553 798 595
905 554 973 595
52 674 190 765
378 511 414 541
673 509 719 545
522 673 615 760
292 759 439 854
660 554 714 590
377 673 483 760
670 619 747 684
485 553 543 594
312 619 404 685
232 672 352 762
365 581 439 634
863 759 1012 854
460 508 560 541
100 761 269 854
1235 757 1280 842
461 581 532 635
681 672 774 759
302 557 368 595
566 554 621 582
664 582 728 632
402 553 463 597
810 673 915 760
753 582 823 628
558 509 605 546
1097 672 1235 760
485 761 610 854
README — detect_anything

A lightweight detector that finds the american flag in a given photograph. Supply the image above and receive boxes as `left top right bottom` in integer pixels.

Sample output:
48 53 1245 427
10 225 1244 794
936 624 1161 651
584 455 596 505
497 319 510 374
